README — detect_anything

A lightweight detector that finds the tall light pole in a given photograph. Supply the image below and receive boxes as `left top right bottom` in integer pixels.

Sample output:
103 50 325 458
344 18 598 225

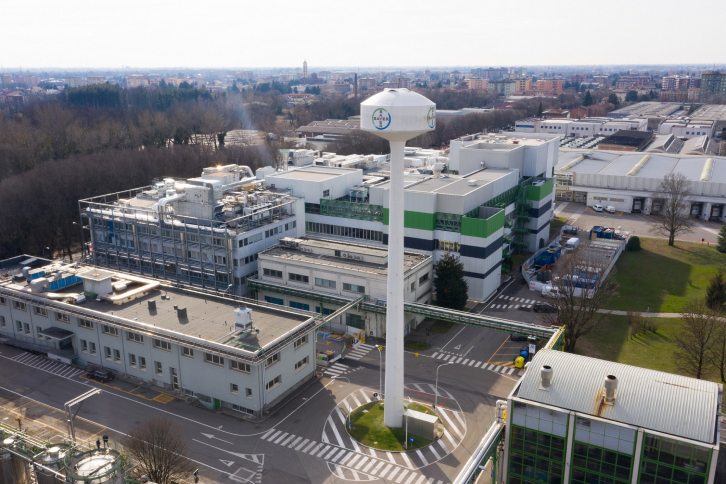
42 247 50 259
375 345 383 399
333 376 352 430
434 361 454 410
362 89 435 428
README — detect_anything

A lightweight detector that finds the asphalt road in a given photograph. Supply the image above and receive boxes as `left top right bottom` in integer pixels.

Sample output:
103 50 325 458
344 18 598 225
0 339 517 484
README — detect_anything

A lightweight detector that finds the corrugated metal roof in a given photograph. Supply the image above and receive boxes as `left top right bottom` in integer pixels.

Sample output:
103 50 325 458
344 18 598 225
517 350 720 444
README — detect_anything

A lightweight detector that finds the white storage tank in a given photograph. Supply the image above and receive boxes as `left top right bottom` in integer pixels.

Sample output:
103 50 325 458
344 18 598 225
0 439 31 484
35 445 70 484
64 447 125 484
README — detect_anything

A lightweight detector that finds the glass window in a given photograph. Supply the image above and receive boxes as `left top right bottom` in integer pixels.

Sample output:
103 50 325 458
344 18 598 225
230 360 250 373
265 353 279 368
153 339 171 351
314 278 336 288
265 375 281 392
56 312 71 323
105 346 112 360
14 301 27 311
638 434 710 484
127 331 143 343
205 353 224 366
288 273 309 283
289 301 310 311
295 356 309 371
155 361 163 375
34 306 48 317
230 383 239 394
294 335 308 349
103 325 118 336
139 357 146 370
264 296 284 305
182 347 194 358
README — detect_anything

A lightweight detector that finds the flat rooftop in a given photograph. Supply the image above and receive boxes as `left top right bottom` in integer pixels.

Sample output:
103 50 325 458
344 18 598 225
261 238 430 276
690 104 726 121
609 102 682 118
557 149 726 182
454 131 561 147
373 169 514 196
0 266 312 354
266 166 359 182
516 350 720 444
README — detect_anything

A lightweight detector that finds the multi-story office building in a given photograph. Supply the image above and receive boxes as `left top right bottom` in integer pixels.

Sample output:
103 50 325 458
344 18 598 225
79 164 305 296
0 257 317 417
490 79 518 97
700 71 726 100
502 349 721 484
255 237 433 337
536 79 564 94
512 78 532 92
464 77 488 90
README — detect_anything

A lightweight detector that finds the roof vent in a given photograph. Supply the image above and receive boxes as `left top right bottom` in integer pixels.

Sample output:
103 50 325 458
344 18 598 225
177 307 187 318
540 365 553 387
148 300 156 311
604 374 618 403
234 306 253 331
468 180 478 187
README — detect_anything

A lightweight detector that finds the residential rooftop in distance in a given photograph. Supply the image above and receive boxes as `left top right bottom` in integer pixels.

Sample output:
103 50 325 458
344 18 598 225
608 101 683 118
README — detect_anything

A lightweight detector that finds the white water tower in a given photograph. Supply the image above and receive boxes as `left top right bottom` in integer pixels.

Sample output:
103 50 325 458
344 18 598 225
361 89 435 428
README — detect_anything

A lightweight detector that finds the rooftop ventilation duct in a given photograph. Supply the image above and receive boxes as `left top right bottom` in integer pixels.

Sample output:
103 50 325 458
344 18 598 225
701 158 714 182
540 365 553 387
468 180 478 187
627 155 651 176
148 300 156 311
604 374 618 403
560 151 592 171
234 306 253 331
177 307 187 318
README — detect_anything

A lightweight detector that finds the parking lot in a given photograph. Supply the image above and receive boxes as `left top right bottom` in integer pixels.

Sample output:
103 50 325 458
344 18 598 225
556 201 722 244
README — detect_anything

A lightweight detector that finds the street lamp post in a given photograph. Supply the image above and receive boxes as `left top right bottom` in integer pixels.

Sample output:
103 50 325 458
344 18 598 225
434 362 454 410
333 376 352 430
42 247 50 259
375 345 383 400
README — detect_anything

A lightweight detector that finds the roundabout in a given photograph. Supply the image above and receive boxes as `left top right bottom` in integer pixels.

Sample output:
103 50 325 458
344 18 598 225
346 400 443 452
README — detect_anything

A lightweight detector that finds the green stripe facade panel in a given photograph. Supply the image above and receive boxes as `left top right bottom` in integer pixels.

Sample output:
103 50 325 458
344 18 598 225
526 178 554 201
383 209 436 231
461 209 505 239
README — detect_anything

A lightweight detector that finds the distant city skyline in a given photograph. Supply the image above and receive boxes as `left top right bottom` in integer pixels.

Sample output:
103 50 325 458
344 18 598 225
3 0 726 69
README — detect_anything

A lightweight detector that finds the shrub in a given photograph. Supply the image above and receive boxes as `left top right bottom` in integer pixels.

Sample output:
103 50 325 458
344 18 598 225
625 236 641 252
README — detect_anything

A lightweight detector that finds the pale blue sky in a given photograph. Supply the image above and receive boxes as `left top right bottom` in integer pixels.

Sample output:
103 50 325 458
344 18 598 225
3 0 725 69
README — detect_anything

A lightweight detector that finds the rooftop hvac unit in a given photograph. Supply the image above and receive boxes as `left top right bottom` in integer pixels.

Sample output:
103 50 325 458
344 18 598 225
234 306 253 331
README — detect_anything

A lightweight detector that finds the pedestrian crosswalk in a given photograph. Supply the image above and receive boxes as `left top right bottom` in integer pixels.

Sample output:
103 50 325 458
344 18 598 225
345 342 376 361
259 384 455 483
323 361 350 378
430 352 517 376
9 352 85 379
491 295 537 310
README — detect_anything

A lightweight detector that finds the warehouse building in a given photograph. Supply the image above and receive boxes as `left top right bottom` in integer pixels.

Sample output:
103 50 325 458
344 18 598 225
0 257 317 417
79 164 305 296
254 237 433 338
502 349 721 484
555 149 726 219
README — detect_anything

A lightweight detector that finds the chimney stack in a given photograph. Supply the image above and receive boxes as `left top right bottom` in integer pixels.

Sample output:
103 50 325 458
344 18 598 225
604 375 618 403
540 365 553 387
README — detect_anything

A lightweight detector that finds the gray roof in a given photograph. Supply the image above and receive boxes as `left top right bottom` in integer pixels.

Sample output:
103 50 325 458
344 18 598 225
609 102 682 118
517 350 721 444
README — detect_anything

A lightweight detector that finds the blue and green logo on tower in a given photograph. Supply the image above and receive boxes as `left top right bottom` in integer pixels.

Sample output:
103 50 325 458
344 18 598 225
372 108 391 130
427 107 436 129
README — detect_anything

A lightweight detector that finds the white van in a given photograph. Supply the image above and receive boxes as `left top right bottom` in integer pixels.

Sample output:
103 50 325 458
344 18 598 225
564 238 580 251
542 286 564 298
592 204 603 212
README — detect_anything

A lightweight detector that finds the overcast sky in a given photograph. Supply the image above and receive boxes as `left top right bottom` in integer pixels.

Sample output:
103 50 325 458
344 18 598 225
3 0 725 70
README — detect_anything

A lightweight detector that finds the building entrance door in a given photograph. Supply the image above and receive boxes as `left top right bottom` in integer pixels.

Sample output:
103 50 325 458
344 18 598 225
170 367 179 390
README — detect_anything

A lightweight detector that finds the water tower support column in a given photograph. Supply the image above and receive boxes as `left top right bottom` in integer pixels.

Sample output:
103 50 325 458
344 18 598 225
384 140 405 428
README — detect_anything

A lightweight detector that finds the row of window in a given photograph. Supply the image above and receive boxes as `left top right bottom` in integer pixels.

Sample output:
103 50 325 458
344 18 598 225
305 222 383 242
234 253 259 267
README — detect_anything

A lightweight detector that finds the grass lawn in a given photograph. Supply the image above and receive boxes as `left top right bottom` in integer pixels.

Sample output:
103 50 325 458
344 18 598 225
347 401 436 451
575 316 680 375
404 340 431 351
607 238 726 313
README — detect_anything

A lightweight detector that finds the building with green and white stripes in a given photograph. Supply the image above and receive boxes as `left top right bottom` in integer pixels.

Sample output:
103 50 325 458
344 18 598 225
502 350 721 484
266 132 559 301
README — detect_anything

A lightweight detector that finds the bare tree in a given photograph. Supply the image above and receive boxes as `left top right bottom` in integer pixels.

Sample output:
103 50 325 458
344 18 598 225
123 415 196 483
674 298 718 379
711 321 726 382
648 172 695 246
542 245 619 352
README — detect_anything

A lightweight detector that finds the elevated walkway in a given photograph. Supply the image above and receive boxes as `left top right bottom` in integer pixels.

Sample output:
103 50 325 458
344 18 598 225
247 278 561 341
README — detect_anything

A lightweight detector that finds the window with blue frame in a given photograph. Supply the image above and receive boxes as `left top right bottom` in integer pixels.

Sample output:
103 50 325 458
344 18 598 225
289 301 310 311
264 296 284 305
315 307 333 316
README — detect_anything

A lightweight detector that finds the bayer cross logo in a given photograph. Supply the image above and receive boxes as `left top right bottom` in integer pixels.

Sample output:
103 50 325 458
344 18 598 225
372 108 391 130
427 107 436 129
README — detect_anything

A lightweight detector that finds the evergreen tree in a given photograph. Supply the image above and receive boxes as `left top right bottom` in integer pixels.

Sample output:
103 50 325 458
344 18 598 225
433 252 469 311
583 90 593 106
536 102 543 117
718 225 726 253
607 93 620 107
706 270 726 310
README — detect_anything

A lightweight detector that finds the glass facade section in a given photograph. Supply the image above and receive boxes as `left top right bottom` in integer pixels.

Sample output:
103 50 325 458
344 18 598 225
571 416 636 484
639 434 710 484
508 401 568 484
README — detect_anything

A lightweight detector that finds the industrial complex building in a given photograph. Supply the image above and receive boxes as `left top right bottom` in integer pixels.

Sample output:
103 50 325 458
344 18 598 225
79 164 305 296
254 237 433 338
0 256 317 417
502 350 721 484
554 149 726 219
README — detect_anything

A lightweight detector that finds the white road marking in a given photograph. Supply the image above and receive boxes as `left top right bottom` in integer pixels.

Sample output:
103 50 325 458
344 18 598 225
316 444 332 457
441 355 450 361
452 409 466 429
474 361 482 368
350 393 362 408
431 352 440 358
400 452 415 470
395 469 410 483
273 432 289 444
354 456 369 470
347 454 362 467
429 444 442 460
455 357 462 363
302 441 318 453
360 389 372 403
508 367 516 375
261 429 276 440
338 452 353 465
371 461 386 475
368 447 377 457
265 430 281 441
404 473 418 484
362 458 377 473
327 415 347 447
321 431 330 444
468 360 476 366
325 447 339 460
295 438 309 450
281 434 295 446
387 467 401 480
415 449 429 466
486 364 494 370
438 408 465 440
289 436 302 448
379 464 393 478
386 452 397 464
331 448 348 462
415 475 428 484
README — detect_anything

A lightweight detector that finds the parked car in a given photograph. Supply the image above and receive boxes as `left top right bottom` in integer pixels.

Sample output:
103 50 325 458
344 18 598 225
533 301 558 313
592 204 603 212
86 370 114 383
510 333 529 342
605 206 616 213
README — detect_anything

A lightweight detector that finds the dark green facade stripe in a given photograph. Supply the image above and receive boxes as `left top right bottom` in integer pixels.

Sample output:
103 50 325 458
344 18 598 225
460 209 505 239
383 209 436 231
526 178 554 201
